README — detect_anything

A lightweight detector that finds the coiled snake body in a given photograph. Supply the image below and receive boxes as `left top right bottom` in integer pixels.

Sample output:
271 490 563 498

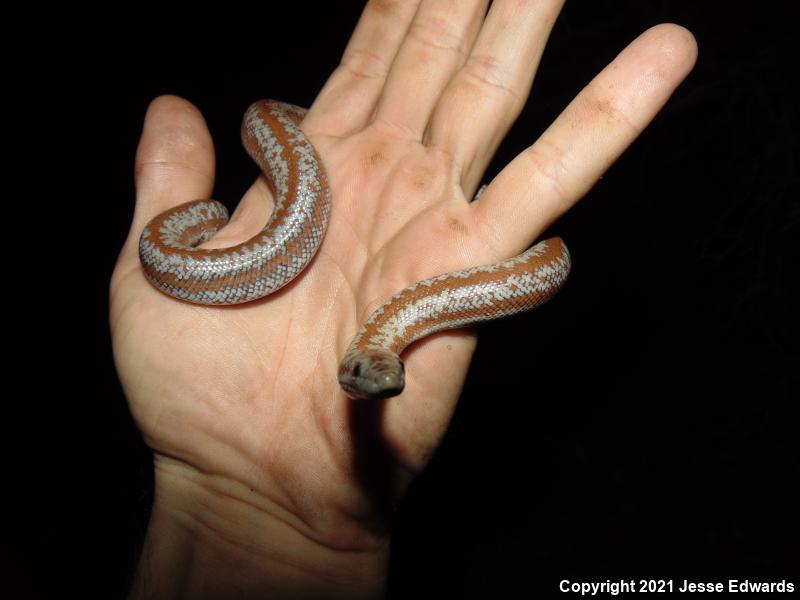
139 101 571 400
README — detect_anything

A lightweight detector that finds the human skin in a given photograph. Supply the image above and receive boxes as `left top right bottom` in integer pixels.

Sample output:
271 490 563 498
110 1 697 597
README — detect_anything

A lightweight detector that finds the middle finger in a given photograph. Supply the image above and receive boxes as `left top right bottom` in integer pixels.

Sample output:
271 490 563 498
373 0 489 139
426 0 565 192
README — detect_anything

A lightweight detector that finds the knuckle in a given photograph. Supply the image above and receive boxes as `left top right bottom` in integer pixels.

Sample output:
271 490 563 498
340 47 390 80
460 53 519 99
408 14 469 56
523 141 571 207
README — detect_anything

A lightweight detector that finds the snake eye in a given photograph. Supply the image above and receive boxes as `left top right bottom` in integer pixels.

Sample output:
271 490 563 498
352 363 361 378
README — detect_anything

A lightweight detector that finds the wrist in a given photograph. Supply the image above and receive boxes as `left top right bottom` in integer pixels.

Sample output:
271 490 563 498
130 456 389 599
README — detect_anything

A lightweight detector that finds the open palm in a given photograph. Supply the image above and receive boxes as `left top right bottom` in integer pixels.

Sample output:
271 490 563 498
111 1 695 596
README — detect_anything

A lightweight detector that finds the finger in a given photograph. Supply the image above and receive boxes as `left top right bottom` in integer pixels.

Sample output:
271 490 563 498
427 0 565 191
117 95 216 267
372 0 489 139
308 0 422 136
132 96 215 232
473 24 698 256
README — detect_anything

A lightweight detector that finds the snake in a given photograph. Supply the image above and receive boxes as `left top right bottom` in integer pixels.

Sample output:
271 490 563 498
139 100 571 400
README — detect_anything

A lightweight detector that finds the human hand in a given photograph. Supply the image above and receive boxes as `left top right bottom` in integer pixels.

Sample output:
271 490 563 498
111 1 696 596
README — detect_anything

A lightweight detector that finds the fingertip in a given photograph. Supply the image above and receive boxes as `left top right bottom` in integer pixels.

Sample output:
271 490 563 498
134 93 215 197
602 23 698 113
143 94 205 126
638 23 698 79
137 95 214 164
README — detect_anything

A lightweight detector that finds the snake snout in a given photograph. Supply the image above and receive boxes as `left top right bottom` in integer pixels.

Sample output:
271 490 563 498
338 349 405 400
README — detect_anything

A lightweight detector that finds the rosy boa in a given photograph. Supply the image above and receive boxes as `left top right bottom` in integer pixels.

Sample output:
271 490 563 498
139 100 571 400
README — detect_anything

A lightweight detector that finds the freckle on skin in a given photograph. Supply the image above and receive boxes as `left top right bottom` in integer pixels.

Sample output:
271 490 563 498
408 162 443 192
593 97 614 117
366 151 387 167
412 176 428 190
448 217 466 233
578 92 622 128
371 0 407 17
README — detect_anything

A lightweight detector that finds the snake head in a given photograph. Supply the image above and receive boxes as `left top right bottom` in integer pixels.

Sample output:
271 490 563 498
338 348 405 400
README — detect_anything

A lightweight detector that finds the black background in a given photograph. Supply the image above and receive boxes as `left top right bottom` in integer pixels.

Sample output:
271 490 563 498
11 1 798 597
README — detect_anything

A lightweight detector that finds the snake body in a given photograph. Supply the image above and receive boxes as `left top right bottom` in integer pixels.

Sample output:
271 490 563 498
139 101 330 304
337 238 570 399
139 100 571 400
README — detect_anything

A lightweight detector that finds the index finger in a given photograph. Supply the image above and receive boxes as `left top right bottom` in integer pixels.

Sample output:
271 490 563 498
472 24 698 257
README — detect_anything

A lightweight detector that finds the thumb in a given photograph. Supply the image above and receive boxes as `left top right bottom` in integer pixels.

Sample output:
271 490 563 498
118 95 216 268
